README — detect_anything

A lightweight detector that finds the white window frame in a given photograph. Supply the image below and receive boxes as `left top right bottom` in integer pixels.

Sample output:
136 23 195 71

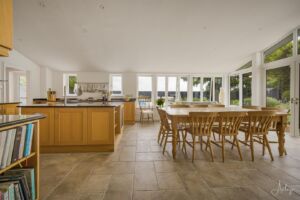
137 75 154 102
110 74 123 96
63 73 77 96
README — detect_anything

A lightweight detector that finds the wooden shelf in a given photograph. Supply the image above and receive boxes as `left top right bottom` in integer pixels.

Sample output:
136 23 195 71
0 153 36 174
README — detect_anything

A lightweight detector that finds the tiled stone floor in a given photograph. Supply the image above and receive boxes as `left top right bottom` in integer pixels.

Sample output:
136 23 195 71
41 123 300 200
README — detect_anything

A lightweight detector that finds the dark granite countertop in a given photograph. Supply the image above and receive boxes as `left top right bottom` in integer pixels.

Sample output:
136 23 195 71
0 102 20 105
0 114 46 128
18 102 124 108
32 98 136 102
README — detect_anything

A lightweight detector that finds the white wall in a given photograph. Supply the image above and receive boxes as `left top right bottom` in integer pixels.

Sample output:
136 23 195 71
0 50 41 102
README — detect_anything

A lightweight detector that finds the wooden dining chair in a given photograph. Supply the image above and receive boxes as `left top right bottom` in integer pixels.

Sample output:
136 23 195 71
212 112 247 162
239 111 275 161
260 107 288 155
208 104 225 108
138 96 154 123
189 104 209 108
156 107 183 154
183 112 217 162
170 104 190 108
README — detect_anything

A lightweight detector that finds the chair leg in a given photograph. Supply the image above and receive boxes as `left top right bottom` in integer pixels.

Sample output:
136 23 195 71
250 134 254 162
207 136 214 162
264 135 274 161
262 136 265 156
231 137 235 150
235 136 243 161
192 135 196 162
200 136 203 151
160 132 165 145
182 131 187 154
157 126 162 144
163 133 168 155
222 135 225 162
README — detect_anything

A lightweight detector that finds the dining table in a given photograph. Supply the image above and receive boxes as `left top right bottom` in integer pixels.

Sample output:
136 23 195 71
165 107 289 159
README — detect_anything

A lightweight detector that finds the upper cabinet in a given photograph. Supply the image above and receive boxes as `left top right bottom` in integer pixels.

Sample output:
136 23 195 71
0 0 13 57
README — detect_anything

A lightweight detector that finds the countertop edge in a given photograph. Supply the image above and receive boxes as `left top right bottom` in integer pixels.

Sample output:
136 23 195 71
0 114 46 129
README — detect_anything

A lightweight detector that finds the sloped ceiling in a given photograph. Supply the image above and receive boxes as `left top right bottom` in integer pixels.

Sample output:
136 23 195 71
13 0 300 73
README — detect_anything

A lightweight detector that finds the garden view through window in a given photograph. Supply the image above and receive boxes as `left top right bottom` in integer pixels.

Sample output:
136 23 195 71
203 77 212 102
157 76 166 98
230 75 239 105
264 34 293 63
138 76 152 99
179 77 188 101
168 77 177 102
266 66 290 109
214 77 222 102
192 77 201 101
242 72 252 106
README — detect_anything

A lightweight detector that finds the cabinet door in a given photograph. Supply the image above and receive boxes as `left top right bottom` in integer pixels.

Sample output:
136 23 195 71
55 108 87 145
3 104 19 114
87 108 114 145
0 0 13 50
21 107 55 146
0 46 9 56
124 102 135 124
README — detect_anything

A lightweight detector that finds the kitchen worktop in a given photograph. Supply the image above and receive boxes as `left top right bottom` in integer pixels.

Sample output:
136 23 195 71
0 114 45 128
18 102 124 107
32 98 136 103
0 102 20 105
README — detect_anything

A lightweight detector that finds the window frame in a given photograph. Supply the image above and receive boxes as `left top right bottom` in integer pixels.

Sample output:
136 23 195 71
110 74 123 96
137 75 153 101
63 73 78 97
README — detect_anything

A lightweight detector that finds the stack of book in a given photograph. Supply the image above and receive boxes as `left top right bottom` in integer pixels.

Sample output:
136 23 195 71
0 124 34 169
0 168 35 200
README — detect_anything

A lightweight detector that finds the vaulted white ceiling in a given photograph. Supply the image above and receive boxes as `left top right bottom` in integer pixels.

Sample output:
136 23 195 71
13 0 300 73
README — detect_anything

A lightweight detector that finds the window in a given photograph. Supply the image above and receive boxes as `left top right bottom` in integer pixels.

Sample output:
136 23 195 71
298 29 300 55
63 74 77 96
157 76 166 98
230 75 239 105
19 75 27 104
168 77 177 102
214 77 222 103
179 77 188 101
242 72 252 106
202 77 212 102
264 34 293 63
111 74 122 95
138 76 152 99
236 61 252 71
266 66 290 109
192 77 201 101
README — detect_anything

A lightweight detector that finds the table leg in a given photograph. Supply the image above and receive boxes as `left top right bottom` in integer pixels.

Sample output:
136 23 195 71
171 117 178 159
277 116 287 156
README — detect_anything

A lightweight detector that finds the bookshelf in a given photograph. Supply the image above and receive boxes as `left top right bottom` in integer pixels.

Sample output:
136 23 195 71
0 117 41 200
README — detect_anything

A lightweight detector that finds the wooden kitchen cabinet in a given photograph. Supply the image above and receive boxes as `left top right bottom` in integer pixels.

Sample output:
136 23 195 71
87 108 115 145
0 103 19 114
0 0 13 56
124 102 135 124
21 107 55 146
54 108 87 145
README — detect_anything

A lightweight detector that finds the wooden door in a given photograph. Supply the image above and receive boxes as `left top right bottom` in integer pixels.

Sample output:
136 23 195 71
54 108 87 145
21 107 55 146
0 0 13 56
87 108 114 145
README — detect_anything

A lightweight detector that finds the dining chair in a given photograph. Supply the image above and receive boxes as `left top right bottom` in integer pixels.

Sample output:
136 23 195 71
239 111 275 161
208 104 225 108
183 112 217 162
170 104 190 108
156 107 183 154
212 112 247 162
260 107 288 155
138 96 154 123
189 104 209 108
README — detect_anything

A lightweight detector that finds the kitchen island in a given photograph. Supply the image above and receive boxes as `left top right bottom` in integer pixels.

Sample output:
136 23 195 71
19 102 124 153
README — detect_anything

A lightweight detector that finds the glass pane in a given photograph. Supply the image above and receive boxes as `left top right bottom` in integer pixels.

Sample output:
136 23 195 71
179 77 188 101
264 34 293 63
112 75 122 95
168 77 177 103
242 72 252 106
203 77 212 102
236 61 252 71
68 76 77 94
214 77 222 102
266 66 290 109
298 29 300 55
192 77 201 102
19 75 27 104
138 76 152 99
157 76 166 98
230 75 239 105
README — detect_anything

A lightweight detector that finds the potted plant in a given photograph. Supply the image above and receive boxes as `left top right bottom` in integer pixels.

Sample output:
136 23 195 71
156 98 165 108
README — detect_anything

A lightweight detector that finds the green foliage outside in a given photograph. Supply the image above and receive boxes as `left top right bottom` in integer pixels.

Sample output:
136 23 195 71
69 76 77 94
264 41 293 63
230 99 239 106
243 98 251 106
156 98 165 107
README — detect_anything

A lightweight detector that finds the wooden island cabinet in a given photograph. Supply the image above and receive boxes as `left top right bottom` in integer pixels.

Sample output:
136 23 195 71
20 103 124 153
0 0 13 56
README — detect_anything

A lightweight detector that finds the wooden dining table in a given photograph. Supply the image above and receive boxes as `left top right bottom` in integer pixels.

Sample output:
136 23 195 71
165 107 289 159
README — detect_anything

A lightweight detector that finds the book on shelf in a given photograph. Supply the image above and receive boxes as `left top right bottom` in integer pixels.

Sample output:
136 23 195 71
0 124 35 169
